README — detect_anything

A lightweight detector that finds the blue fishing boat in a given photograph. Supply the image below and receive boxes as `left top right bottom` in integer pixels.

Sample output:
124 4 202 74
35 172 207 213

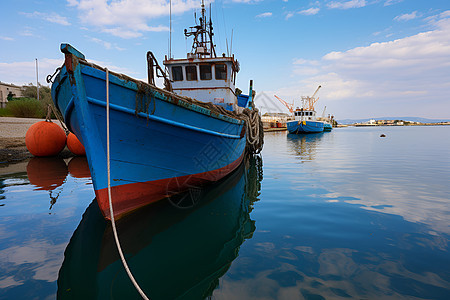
49 2 263 219
276 86 324 134
323 122 333 131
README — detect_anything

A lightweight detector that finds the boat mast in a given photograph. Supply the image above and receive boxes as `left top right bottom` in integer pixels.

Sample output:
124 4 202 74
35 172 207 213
184 0 217 58
169 0 172 59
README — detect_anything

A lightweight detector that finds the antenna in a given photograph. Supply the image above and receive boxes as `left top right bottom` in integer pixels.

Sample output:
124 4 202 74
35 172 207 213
184 0 216 58
226 38 229 57
169 0 172 59
210 2 213 56
230 29 233 55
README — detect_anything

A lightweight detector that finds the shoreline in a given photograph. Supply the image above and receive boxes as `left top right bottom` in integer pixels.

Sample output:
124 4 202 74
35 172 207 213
0 117 73 169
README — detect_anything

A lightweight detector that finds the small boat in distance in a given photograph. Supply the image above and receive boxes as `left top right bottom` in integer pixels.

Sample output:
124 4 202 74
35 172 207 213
50 1 263 220
323 122 333 131
318 106 333 131
275 85 324 134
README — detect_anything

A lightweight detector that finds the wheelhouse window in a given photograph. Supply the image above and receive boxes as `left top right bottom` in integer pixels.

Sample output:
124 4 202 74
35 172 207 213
172 66 183 81
185 65 197 81
200 65 212 80
215 64 227 80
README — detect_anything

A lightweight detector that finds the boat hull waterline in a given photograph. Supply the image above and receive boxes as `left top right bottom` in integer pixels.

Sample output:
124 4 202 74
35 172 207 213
52 44 249 219
287 120 324 134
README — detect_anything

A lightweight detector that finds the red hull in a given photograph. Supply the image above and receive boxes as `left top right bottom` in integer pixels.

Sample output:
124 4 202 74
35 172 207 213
96 153 245 219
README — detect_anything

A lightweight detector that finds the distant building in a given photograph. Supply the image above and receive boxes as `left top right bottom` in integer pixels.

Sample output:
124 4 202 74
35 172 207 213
0 82 23 108
261 112 290 129
261 112 291 123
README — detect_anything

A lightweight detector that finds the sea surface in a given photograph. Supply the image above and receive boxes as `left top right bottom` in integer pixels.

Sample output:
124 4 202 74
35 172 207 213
0 126 449 299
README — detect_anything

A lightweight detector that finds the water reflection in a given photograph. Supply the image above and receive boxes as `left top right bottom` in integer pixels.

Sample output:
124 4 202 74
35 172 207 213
0 159 94 299
57 156 263 299
27 157 68 191
215 203 450 299
27 157 68 212
286 133 325 162
218 128 450 300
67 157 91 179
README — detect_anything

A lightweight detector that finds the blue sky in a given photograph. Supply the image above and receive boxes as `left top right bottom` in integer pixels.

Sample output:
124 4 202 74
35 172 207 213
1 0 449 119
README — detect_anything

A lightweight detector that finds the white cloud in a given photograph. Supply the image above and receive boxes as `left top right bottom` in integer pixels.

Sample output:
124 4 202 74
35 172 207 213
293 58 319 65
68 0 200 38
394 11 418 22
20 11 71 26
384 0 403 6
102 25 169 39
273 12 450 119
19 29 36 37
424 10 450 28
285 12 295 20
256 12 272 18
0 56 138 86
286 7 320 19
327 0 366 10
0 58 63 86
232 0 263 3
88 36 126 51
0 36 14 41
299 7 320 15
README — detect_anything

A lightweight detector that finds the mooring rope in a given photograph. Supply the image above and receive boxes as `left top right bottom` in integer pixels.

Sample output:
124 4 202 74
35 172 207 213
46 104 70 135
106 68 150 300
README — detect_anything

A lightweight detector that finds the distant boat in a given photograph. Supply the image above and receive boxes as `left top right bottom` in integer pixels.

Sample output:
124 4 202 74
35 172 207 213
319 106 333 132
50 1 263 220
323 122 333 131
276 85 324 134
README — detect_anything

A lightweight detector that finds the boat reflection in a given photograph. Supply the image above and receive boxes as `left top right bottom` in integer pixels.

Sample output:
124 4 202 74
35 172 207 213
286 132 325 162
57 155 263 299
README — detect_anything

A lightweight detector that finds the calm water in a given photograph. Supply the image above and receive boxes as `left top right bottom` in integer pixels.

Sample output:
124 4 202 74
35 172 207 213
1 126 449 299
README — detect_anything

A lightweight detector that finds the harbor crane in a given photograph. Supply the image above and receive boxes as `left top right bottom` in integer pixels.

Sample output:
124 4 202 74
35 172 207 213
321 106 327 119
274 95 294 113
275 85 322 112
311 85 321 100
302 85 321 111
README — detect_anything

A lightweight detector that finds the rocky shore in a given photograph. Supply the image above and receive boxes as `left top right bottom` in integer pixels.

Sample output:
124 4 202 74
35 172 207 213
0 117 73 166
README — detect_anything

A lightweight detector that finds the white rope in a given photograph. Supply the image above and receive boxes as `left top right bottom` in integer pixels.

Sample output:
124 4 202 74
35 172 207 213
106 68 150 300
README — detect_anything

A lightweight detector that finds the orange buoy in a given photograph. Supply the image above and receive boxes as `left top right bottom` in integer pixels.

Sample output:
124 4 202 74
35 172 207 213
67 132 86 156
27 157 68 190
25 121 66 157
68 156 91 178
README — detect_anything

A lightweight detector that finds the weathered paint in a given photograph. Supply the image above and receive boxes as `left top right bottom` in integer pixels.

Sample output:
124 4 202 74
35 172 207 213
51 44 248 219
